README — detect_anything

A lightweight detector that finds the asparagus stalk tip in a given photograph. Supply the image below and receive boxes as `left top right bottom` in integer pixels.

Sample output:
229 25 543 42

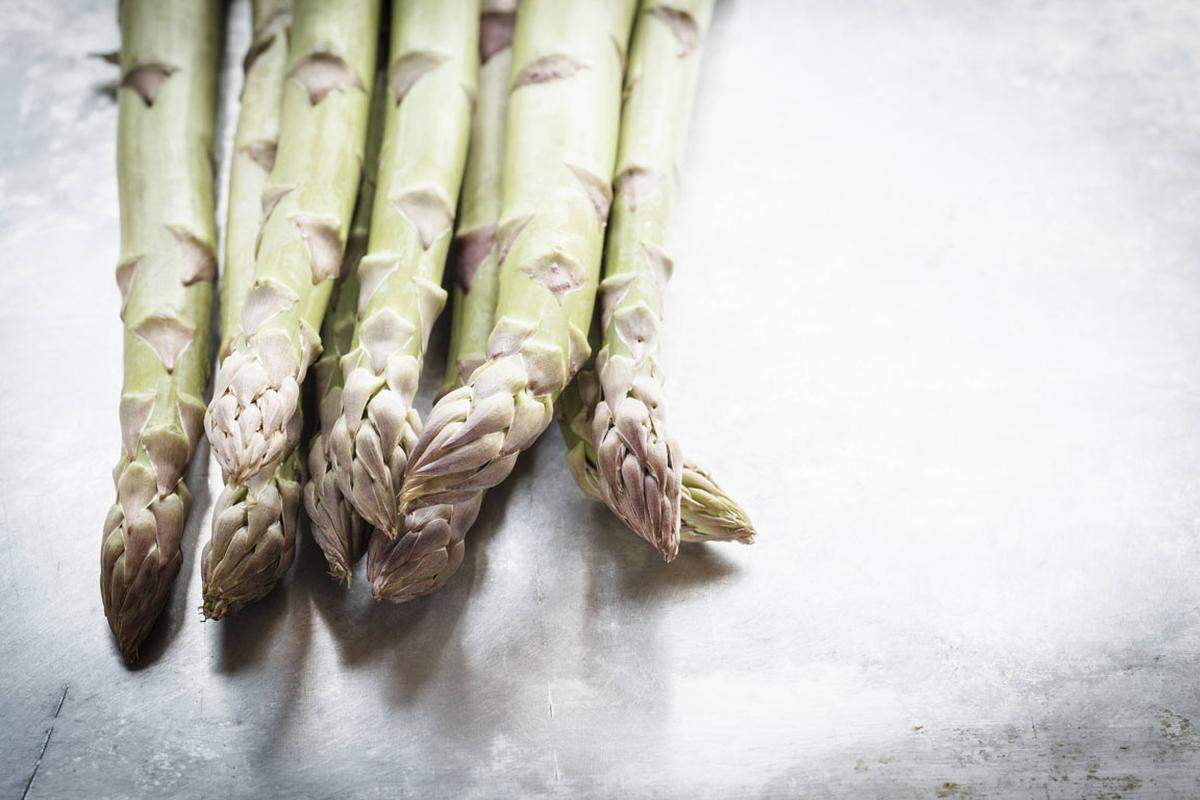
558 368 756 545
301 71 389 582
101 0 222 663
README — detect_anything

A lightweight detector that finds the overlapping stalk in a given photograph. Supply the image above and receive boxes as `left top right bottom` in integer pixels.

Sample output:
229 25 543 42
202 0 381 617
329 0 479 540
219 0 291 364
558 369 755 544
200 0 298 620
440 0 514 397
303 75 387 583
397 0 637 519
588 0 715 560
367 0 514 603
204 0 381 486
100 0 222 664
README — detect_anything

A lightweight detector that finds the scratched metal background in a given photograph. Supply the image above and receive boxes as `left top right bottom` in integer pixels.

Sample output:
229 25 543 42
2 1 1200 798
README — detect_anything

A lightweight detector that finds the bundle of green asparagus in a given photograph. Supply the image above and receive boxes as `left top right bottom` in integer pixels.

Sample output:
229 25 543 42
102 0 755 654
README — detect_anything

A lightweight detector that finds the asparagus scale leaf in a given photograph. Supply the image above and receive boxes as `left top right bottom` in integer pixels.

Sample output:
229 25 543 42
367 0 515 603
397 0 638 517
100 0 222 664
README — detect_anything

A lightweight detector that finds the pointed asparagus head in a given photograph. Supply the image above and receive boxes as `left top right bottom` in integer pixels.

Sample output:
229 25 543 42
200 453 302 619
367 493 483 602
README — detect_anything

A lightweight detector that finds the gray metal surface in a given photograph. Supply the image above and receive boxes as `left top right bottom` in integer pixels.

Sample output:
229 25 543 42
2 0 1200 797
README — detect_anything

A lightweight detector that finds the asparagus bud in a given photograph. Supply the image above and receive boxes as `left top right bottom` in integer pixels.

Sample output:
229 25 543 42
558 369 755 545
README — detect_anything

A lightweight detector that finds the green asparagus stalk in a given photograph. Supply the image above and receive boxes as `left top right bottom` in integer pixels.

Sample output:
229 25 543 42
100 0 221 664
302 73 387 583
439 0 514 396
367 0 515 603
558 367 755 544
199 0 299 619
328 0 479 539
219 0 291 362
398 0 637 516
588 0 714 560
204 0 381 485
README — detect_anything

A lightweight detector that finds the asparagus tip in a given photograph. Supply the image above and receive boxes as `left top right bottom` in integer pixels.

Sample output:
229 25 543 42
327 562 353 585
116 634 142 666
200 597 230 621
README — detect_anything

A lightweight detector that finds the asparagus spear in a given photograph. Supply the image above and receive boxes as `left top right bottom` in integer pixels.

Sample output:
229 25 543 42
588 0 715 560
328 0 479 539
302 74 387 583
367 0 515 603
397 0 637 517
440 0 514 397
199 0 299 619
204 0 381 486
219 0 291 363
100 0 221 664
557 368 755 544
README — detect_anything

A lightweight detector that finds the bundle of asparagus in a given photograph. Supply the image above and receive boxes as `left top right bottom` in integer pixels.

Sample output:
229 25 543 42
101 0 755 655
100 0 222 663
